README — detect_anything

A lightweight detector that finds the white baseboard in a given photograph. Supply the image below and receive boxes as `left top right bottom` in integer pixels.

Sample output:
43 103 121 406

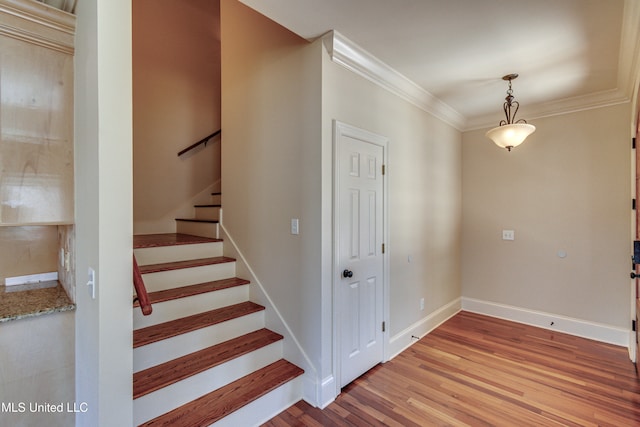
388 298 461 360
5 271 58 286
461 297 629 348
218 217 318 407
317 375 336 409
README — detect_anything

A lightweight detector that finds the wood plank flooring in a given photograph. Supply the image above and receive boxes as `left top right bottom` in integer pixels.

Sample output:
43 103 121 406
264 311 640 426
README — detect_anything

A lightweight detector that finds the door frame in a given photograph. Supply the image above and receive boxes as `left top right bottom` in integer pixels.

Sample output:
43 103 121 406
634 82 640 364
332 120 390 395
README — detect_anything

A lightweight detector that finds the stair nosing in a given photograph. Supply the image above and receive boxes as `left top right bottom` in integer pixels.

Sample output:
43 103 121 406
133 233 222 249
133 301 265 348
138 256 235 275
137 359 304 427
133 277 250 307
194 204 222 208
175 218 219 223
133 328 283 399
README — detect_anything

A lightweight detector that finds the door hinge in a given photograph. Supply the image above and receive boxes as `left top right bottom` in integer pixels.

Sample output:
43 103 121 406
382 243 385 254
633 137 637 149
633 319 636 332
634 199 637 211
382 164 386 175
382 321 386 332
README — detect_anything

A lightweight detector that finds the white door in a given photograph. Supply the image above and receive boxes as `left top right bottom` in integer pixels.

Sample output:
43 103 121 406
335 122 386 388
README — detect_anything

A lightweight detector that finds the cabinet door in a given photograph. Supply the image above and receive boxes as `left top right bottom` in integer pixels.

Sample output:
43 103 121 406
0 36 74 224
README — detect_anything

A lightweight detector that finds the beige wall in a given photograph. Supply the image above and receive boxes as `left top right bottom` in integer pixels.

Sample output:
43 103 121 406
221 0 323 377
133 0 221 234
462 104 631 328
0 311 75 427
321 40 462 356
222 0 463 404
0 226 57 285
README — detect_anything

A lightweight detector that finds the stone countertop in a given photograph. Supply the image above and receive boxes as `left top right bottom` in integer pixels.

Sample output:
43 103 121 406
0 280 75 322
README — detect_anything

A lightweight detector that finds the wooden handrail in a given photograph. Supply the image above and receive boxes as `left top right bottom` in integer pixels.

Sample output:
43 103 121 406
177 129 221 156
133 254 152 316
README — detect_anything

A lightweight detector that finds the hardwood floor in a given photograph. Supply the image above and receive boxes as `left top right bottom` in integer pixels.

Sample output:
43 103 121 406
264 311 640 426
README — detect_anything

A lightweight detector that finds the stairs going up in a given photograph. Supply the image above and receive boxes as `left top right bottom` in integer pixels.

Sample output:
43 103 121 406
175 192 222 238
133 192 303 426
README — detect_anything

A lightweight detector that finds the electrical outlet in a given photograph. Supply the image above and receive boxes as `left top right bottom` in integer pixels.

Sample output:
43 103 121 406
502 230 515 241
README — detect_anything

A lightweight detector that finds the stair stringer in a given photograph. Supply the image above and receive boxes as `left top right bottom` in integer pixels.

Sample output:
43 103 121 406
218 212 319 409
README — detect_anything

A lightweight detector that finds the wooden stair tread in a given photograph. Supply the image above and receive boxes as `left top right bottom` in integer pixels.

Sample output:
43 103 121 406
138 359 304 427
133 301 264 348
175 218 219 223
133 328 283 399
133 233 221 249
138 256 235 274
133 277 250 307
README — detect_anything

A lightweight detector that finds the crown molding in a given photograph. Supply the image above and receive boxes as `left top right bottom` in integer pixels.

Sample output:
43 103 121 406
322 30 466 130
466 88 630 131
321 0 640 133
0 0 75 54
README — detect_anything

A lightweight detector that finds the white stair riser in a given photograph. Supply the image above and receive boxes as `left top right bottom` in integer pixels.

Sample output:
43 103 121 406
195 206 220 221
211 376 303 427
134 341 283 425
142 262 236 292
211 194 221 205
176 221 219 239
134 242 223 266
133 285 250 329
134 311 265 372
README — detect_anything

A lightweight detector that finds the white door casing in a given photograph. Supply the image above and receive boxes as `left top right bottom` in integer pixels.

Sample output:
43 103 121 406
333 121 388 389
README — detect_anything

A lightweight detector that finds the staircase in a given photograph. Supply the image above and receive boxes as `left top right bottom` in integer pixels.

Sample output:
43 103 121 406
132 193 304 426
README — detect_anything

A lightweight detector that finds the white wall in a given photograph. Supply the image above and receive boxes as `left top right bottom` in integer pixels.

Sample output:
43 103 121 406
133 0 221 234
462 104 631 341
75 0 133 425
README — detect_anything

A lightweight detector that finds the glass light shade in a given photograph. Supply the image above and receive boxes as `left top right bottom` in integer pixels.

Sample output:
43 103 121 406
485 123 536 151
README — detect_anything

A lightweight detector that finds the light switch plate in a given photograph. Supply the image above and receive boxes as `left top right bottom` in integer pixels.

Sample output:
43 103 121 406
87 267 96 299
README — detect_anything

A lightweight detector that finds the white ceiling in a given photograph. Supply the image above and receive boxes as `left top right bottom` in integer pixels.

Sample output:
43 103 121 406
240 0 640 130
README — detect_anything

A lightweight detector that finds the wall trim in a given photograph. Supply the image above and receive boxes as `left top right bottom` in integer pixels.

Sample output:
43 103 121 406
0 0 75 54
320 0 640 133
218 215 319 407
317 374 336 409
388 298 461 360
462 297 630 348
322 31 466 131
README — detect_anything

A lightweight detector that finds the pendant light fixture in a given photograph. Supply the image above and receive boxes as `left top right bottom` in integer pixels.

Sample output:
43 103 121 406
485 74 535 151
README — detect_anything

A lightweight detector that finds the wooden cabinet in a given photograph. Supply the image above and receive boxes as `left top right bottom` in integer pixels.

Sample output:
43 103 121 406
0 0 75 225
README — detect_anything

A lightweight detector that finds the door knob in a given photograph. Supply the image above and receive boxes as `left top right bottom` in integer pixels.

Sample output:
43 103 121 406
632 272 639 279
342 269 353 278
